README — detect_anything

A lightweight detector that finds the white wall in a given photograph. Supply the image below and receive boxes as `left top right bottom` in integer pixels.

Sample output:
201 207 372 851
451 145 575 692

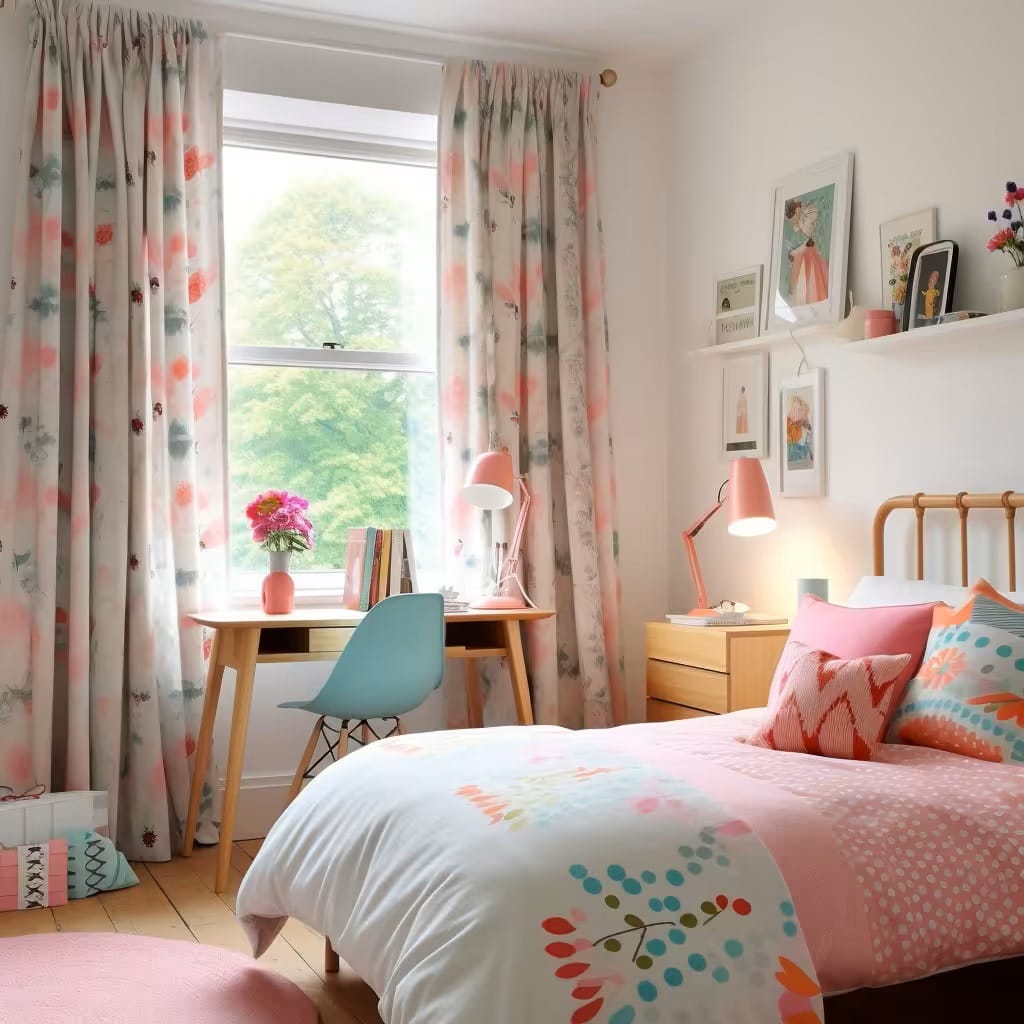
668 0 1024 621
0 2 670 833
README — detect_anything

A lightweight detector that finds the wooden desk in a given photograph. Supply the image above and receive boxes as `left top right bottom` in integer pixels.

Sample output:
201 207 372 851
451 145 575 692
182 605 554 891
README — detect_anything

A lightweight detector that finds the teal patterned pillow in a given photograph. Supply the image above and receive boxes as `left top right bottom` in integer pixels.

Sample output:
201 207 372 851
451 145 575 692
64 829 138 899
887 580 1024 763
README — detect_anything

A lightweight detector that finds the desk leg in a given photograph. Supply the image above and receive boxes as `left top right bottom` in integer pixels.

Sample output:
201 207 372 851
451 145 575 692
216 626 260 893
183 629 226 857
501 620 535 725
464 659 484 729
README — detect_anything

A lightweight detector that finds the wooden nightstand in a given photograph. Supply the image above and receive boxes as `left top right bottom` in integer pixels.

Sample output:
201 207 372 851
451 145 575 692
645 622 789 722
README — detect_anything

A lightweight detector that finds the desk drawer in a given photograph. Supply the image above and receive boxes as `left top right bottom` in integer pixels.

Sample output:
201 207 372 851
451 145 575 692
646 699 714 723
645 623 727 672
308 627 353 653
647 660 727 714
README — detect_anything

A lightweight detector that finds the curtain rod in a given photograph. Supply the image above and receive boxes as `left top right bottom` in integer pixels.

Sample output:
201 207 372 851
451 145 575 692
223 31 618 86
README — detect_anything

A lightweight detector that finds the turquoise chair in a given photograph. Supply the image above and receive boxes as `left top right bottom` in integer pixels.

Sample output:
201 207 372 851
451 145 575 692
281 593 445 806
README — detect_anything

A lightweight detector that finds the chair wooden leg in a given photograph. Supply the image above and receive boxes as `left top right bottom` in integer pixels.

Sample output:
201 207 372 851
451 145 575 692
286 716 325 808
325 937 340 974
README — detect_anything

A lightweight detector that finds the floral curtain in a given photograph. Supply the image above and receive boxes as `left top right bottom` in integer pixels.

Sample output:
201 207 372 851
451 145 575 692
0 0 226 859
439 61 625 729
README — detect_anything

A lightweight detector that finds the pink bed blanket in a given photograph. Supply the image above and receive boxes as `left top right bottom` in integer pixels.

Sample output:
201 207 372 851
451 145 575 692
626 710 1024 993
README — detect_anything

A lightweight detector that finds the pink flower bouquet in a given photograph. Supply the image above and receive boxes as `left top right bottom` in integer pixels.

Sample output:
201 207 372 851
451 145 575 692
245 490 314 554
985 180 1024 267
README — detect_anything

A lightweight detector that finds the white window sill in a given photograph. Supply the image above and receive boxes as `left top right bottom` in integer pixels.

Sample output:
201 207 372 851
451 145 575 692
228 588 350 610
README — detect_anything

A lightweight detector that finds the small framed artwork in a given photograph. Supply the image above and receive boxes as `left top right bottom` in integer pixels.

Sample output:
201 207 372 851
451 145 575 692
902 240 958 331
879 208 937 325
714 266 762 345
780 369 826 498
765 152 854 332
722 352 768 460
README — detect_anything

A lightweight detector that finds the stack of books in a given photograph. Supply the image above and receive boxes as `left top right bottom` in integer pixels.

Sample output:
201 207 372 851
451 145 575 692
341 528 418 611
439 586 470 614
665 612 787 628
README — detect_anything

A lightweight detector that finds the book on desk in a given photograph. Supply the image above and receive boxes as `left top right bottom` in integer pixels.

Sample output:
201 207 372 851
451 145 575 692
342 527 418 612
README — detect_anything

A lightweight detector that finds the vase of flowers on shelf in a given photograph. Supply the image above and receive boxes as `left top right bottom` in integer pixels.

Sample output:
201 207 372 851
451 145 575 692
986 180 1024 312
245 489 314 614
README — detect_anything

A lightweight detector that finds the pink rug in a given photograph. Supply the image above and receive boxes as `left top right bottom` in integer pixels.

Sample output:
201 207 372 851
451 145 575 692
0 933 319 1023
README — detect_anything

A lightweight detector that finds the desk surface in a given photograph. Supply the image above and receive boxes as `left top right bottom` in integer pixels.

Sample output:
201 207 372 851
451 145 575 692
190 606 555 629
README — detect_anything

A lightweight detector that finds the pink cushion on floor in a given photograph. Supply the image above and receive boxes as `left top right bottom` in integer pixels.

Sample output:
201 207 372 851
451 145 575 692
0 933 318 1024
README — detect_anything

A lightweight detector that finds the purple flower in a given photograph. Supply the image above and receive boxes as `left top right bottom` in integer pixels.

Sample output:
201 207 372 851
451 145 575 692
1003 209 1013 219
989 210 999 221
1013 221 1023 232
1007 181 1018 193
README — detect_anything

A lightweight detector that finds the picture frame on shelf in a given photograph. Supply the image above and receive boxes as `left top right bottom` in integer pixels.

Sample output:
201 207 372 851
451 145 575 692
879 208 937 326
714 265 762 345
765 152 854 333
902 240 959 331
722 352 768 460
780 368 826 498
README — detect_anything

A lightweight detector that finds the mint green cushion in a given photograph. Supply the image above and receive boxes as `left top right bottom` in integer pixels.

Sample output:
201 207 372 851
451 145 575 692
63 829 138 899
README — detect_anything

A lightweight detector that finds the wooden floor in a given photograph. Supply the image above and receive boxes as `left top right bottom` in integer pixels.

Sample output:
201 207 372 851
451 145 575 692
0 840 383 1024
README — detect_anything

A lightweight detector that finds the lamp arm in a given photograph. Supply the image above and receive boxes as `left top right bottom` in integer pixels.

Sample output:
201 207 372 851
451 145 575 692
680 486 727 612
498 477 535 606
681 531 710 611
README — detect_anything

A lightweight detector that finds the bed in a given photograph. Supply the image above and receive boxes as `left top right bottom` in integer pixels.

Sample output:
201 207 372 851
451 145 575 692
236 492 1024 1023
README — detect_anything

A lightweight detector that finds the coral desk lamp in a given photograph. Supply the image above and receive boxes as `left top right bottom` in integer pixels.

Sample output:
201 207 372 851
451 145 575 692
463 449 533 609
682 457 775 615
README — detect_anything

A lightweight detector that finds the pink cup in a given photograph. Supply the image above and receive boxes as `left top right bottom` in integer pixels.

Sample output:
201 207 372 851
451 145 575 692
864 309 898 338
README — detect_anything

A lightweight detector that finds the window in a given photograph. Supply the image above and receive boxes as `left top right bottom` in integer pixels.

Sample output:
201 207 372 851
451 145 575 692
222 94 440 595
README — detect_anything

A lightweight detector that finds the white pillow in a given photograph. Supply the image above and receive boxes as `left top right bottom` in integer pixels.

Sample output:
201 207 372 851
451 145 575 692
847 575 1024 608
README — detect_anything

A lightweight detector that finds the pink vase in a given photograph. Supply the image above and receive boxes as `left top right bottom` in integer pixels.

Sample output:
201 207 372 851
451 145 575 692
262 551 295 614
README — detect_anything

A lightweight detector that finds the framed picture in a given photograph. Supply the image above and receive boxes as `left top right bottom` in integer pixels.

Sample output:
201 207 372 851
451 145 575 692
722 352 768 460
780 369 826 498
714 266 762 345
879 208 937 325
902 240 959 331
765 152 854 332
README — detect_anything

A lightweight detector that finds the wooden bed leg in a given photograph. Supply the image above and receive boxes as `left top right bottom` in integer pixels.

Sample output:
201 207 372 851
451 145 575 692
324 937 340 974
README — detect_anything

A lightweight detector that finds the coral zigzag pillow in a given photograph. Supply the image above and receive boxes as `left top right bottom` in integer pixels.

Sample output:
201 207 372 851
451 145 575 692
887 579 1024 763
748 641 912 760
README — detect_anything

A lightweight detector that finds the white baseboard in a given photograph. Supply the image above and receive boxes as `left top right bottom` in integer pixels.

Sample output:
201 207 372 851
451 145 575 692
219 773 292 840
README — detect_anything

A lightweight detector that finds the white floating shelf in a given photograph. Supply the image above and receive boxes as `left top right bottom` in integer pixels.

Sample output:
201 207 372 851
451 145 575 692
689 326 836 358
690 306 1024 358
841 307 1024 353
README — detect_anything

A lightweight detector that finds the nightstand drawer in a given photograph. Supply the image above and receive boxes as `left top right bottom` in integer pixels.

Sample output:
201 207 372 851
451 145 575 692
647 660 727 714
646 698 714 723
646 622 727 672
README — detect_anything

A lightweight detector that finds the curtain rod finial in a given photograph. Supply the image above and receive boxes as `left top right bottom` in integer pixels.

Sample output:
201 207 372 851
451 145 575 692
599 68 618 88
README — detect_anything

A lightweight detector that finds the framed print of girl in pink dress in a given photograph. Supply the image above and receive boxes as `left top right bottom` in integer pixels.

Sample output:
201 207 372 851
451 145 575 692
765 153 853 331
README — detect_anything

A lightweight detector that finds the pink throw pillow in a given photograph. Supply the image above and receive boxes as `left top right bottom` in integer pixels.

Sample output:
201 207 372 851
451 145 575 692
749 641 912 759
771 595 936 703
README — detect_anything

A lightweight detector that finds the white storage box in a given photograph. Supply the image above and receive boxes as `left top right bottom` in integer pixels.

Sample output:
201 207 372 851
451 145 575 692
0 790 109 847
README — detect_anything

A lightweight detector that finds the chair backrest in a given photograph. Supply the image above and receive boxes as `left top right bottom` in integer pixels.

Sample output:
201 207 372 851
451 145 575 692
305 593 446 721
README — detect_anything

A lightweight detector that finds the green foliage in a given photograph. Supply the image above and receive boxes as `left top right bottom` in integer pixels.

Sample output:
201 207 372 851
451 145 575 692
229 177 411 352
227 176 437 573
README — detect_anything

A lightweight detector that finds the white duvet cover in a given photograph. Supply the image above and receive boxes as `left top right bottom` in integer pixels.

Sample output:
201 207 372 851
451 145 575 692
237 723 823 1024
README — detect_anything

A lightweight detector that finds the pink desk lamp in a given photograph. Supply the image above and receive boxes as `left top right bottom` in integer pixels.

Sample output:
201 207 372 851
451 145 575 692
463 449 533 609
682 457 775 616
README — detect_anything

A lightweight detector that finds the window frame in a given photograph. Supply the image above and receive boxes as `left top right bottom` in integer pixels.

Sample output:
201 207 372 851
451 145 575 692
222 117 438 603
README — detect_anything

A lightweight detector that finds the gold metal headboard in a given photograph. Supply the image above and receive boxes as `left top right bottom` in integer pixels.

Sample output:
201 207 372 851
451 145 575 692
873 492 1024 589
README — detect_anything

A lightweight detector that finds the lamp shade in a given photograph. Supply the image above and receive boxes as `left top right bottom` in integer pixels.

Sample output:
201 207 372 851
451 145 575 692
727 457 775 537
463 450 515 510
